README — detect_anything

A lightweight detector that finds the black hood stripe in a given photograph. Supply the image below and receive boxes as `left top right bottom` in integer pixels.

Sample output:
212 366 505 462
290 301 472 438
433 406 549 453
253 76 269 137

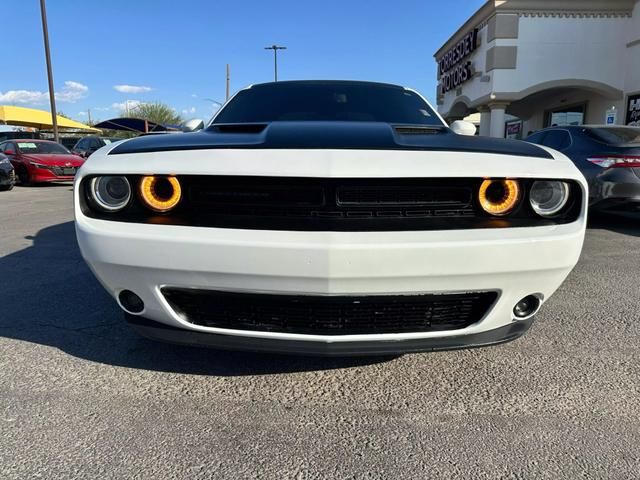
109 122 554 159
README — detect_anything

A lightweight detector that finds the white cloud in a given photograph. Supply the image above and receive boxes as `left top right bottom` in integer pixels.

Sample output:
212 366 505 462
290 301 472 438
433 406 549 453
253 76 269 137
111 100 144 112
56 81 89 102
182 106 197 115
0 89 47 104
113 84 153 94
0 80 88 104
191 93 198 98
78 111 87 116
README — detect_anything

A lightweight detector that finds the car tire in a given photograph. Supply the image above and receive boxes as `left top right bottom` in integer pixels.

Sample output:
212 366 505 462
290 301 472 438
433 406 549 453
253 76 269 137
17 167 31 186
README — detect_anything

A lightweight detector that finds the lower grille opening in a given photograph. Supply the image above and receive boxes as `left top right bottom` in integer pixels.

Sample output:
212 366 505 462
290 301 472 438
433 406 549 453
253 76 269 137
162 288 498 335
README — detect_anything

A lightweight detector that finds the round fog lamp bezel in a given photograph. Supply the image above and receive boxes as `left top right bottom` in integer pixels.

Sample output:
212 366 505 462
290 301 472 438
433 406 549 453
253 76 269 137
89 176 131 212
513 295 541 319
529 180 570 217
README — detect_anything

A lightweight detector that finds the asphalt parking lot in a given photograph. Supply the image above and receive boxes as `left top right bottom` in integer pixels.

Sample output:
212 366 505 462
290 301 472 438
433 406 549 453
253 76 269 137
1 184 639 479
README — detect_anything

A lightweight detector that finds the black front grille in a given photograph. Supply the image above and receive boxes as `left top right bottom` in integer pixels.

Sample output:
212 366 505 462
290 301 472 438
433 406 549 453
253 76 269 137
162 288 498 335
182 176 477 230
51 166 76 176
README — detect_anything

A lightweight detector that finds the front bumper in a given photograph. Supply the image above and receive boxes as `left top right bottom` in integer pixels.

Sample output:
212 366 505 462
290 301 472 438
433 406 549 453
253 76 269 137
33 173 75 183
126 313 534 355
76 214 584 351
0 167 15 186
591 167 640 212
30 166 77 183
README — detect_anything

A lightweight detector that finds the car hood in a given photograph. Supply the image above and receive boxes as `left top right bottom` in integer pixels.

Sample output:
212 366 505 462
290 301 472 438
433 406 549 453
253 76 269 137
108 121 554 159
22 153 85 166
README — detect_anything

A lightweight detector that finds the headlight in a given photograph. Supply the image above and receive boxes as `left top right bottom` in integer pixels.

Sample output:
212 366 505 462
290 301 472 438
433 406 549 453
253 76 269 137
0 158 9 165
30 161 49 169
478 179 521 216
89 176 131 212
529 180 569 217
139 175 182 212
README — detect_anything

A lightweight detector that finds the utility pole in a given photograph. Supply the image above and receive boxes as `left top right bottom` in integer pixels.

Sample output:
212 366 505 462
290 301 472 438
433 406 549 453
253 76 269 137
226 63 230 100
264 45 287 82
39 0 59 142
87 108 92 125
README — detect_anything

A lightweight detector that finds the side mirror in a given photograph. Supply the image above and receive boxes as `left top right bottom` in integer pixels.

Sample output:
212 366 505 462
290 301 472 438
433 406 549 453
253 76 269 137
450 120 477 136
181 118 205 132
4 149 14 155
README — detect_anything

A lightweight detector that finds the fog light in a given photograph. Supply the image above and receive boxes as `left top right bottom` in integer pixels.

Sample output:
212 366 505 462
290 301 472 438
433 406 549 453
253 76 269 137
118 290 145 314
513 295 540 319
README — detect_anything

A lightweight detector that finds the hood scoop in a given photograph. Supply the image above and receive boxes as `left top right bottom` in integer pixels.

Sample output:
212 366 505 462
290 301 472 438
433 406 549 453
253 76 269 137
393 125 447 135
209 123 268 134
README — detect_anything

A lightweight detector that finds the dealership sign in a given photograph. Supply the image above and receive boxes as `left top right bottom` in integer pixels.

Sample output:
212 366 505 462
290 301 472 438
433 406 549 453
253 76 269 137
437 28 479 95
627 94 640 126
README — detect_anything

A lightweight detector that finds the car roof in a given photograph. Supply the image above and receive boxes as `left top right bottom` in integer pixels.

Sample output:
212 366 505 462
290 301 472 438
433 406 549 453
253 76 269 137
248 79 406 90
0 138 54 144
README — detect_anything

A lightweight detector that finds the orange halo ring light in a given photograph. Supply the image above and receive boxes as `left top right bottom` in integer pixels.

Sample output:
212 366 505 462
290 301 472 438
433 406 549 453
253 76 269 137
139 175 182 213
478 178 521 216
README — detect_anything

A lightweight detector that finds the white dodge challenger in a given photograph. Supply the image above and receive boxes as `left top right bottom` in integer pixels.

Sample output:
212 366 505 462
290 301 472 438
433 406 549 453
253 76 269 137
75 80 587 355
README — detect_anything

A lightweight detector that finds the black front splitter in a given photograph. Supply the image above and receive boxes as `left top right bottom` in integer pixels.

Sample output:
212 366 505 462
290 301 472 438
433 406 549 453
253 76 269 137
125 314 534 357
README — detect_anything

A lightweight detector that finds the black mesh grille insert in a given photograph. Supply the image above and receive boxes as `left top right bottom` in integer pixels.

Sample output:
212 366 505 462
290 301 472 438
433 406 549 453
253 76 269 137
182 176 478 230
162 288 498 335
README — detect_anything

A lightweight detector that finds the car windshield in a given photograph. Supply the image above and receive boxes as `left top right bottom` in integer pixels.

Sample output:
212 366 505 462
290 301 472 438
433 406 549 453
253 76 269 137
585 127 640 145
16 141 70 154
212 82 443 126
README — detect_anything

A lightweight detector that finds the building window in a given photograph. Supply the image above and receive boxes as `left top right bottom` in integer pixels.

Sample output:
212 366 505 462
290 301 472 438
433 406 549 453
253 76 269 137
545 104 586 127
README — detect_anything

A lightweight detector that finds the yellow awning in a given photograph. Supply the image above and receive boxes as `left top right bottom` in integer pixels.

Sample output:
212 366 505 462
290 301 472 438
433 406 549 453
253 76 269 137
0 105 100 132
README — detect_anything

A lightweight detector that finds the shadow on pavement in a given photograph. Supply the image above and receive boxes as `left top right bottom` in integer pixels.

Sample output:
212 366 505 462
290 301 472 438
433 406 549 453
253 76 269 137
0 221 392 376
588 211 640 237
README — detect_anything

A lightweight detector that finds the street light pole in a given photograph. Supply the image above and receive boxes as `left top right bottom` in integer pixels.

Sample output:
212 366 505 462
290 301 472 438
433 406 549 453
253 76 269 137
264 45 287 82
39 0 59 143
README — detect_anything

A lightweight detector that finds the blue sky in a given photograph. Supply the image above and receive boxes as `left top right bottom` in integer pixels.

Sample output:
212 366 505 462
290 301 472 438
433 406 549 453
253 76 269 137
2 0 484 122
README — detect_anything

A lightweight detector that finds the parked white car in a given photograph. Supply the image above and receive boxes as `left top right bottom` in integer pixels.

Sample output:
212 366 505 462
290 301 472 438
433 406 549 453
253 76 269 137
74 80 586 355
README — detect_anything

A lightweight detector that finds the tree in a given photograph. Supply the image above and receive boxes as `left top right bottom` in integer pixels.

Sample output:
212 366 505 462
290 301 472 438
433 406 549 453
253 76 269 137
123 102 183 126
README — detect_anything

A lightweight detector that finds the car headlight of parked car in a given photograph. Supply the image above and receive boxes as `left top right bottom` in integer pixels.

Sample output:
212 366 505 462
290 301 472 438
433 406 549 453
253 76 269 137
89 176 132 212
29 161 49 169
529 180 570 217
0 158 10 165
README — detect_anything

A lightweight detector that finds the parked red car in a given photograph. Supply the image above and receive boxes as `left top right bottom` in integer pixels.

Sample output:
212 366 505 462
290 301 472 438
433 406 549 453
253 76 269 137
0 139 85 185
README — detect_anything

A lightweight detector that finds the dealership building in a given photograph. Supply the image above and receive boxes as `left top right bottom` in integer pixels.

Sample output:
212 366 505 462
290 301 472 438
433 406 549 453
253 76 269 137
434 0 640 138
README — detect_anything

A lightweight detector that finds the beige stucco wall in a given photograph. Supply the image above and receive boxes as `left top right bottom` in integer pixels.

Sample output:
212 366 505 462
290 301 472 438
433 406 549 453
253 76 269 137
435 0 639 131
